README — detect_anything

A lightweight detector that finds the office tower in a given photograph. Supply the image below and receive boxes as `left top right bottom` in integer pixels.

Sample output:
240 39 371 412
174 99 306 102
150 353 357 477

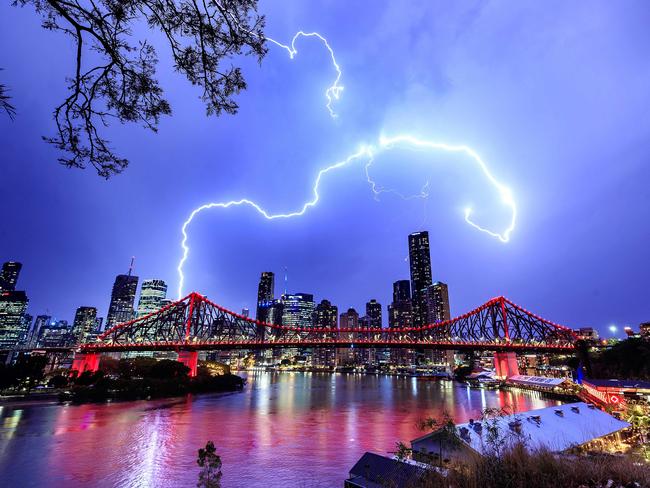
313 299 338 368
340 308 359 329
136 279 167 317
72 306 98 344
425 282 450 323
281 293 315 328
255 272 275 340
338 308 359 366
366 299 382 328
0 291 29 349
106 268 139 328
256 272 275 321
388 280 413 329
29 314 51 347
408 231 433 327
241 308 250 318
0 261 22 291
388 280 414 367
314 300 338 328
38 319 74 348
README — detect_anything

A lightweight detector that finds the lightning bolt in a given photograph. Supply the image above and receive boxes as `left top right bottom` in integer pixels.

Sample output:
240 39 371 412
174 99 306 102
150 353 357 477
266 32 343 117
177 135 516 297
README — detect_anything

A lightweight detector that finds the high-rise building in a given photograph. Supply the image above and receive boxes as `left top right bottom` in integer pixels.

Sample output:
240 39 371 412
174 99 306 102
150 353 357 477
388 280 413 329
314 299 338 328
136 279 168 317
425 282 450 323
0 292 28 347
281 293 315 328
256 272 275 318
366 299 382 328
408 231 433 327
388 280 414 367
0 261 22 291
340 308 359 329
38 319 74 348
241 308 250 318
106 270 139 328
313 299 338 367
255 272 275 340
72 306 98 344
29 314 51 347
392 280 411 303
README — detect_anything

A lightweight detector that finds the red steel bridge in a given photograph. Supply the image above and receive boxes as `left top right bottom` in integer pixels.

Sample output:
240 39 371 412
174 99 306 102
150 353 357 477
73 292 579 377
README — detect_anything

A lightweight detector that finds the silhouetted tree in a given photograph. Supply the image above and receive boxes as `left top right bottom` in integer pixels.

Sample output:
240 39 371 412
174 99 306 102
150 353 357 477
0 69 16 119
197 440 222 488
12 0 267 177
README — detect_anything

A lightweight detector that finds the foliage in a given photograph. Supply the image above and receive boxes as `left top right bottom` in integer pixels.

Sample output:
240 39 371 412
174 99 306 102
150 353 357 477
413 443 650 488
590 338 650 380
12 0 267 177
0 354 48 390
47 374 69 388
453 365 473 380
197 440 222 488
0 69 16 119
395 441 412 462
64 356 244 402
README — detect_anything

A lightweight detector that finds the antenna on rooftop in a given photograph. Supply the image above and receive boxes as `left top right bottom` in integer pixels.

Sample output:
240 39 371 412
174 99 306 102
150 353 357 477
128 256 135 276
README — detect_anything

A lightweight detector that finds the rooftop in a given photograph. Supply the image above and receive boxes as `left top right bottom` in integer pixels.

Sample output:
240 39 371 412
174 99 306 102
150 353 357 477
507 375 572 388
583 378 650 390
346 452 426 488
412 402 629 456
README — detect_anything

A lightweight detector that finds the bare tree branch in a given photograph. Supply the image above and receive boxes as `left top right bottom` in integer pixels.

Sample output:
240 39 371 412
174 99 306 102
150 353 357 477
12 0 267 177
0 69 17 120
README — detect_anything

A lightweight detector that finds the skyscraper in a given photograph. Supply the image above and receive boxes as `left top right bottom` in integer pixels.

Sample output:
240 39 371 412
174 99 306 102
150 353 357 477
72 306 98 344
29 314 51 347
408 231 433 327
425 282 451 323
340 308 359 329
136 279 168 317
366 299 382 328
392 280 411 304
255 272 275 340
313 299 338 367
281 293 315 328
0 261 22 291
314 299 338 328
0 261 29 349
106 269 139 328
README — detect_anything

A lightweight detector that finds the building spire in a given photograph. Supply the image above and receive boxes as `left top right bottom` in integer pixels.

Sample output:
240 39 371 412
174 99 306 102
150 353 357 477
284 266 288 295
128 256 135 276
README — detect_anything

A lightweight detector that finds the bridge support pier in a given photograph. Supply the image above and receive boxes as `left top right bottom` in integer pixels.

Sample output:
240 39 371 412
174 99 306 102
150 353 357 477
494 351 519 379
177 350 198 377
71 352 100 375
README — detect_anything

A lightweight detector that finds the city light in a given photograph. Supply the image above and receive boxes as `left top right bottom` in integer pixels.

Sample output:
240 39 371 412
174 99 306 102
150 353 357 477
609 325 618 334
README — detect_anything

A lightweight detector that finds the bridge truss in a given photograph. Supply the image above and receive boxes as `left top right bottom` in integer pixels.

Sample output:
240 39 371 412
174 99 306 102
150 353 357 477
80 293 578 354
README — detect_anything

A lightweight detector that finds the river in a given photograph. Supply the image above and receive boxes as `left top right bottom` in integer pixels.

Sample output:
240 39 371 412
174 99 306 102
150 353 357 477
0 372 561 487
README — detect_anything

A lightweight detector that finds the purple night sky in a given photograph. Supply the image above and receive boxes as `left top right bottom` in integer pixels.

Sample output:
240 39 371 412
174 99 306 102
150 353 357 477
1 1 649 335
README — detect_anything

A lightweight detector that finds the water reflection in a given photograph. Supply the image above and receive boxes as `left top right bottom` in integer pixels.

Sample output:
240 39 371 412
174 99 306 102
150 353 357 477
0 373 560 487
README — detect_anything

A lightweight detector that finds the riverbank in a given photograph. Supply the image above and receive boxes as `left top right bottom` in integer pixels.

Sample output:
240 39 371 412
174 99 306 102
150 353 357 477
61 372 245 403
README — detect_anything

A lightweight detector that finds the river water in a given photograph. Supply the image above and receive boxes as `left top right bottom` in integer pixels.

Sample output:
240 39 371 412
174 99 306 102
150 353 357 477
0 372 560 487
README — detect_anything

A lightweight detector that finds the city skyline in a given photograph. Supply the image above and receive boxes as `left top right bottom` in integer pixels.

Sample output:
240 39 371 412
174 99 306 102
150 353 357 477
2 2 650 337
